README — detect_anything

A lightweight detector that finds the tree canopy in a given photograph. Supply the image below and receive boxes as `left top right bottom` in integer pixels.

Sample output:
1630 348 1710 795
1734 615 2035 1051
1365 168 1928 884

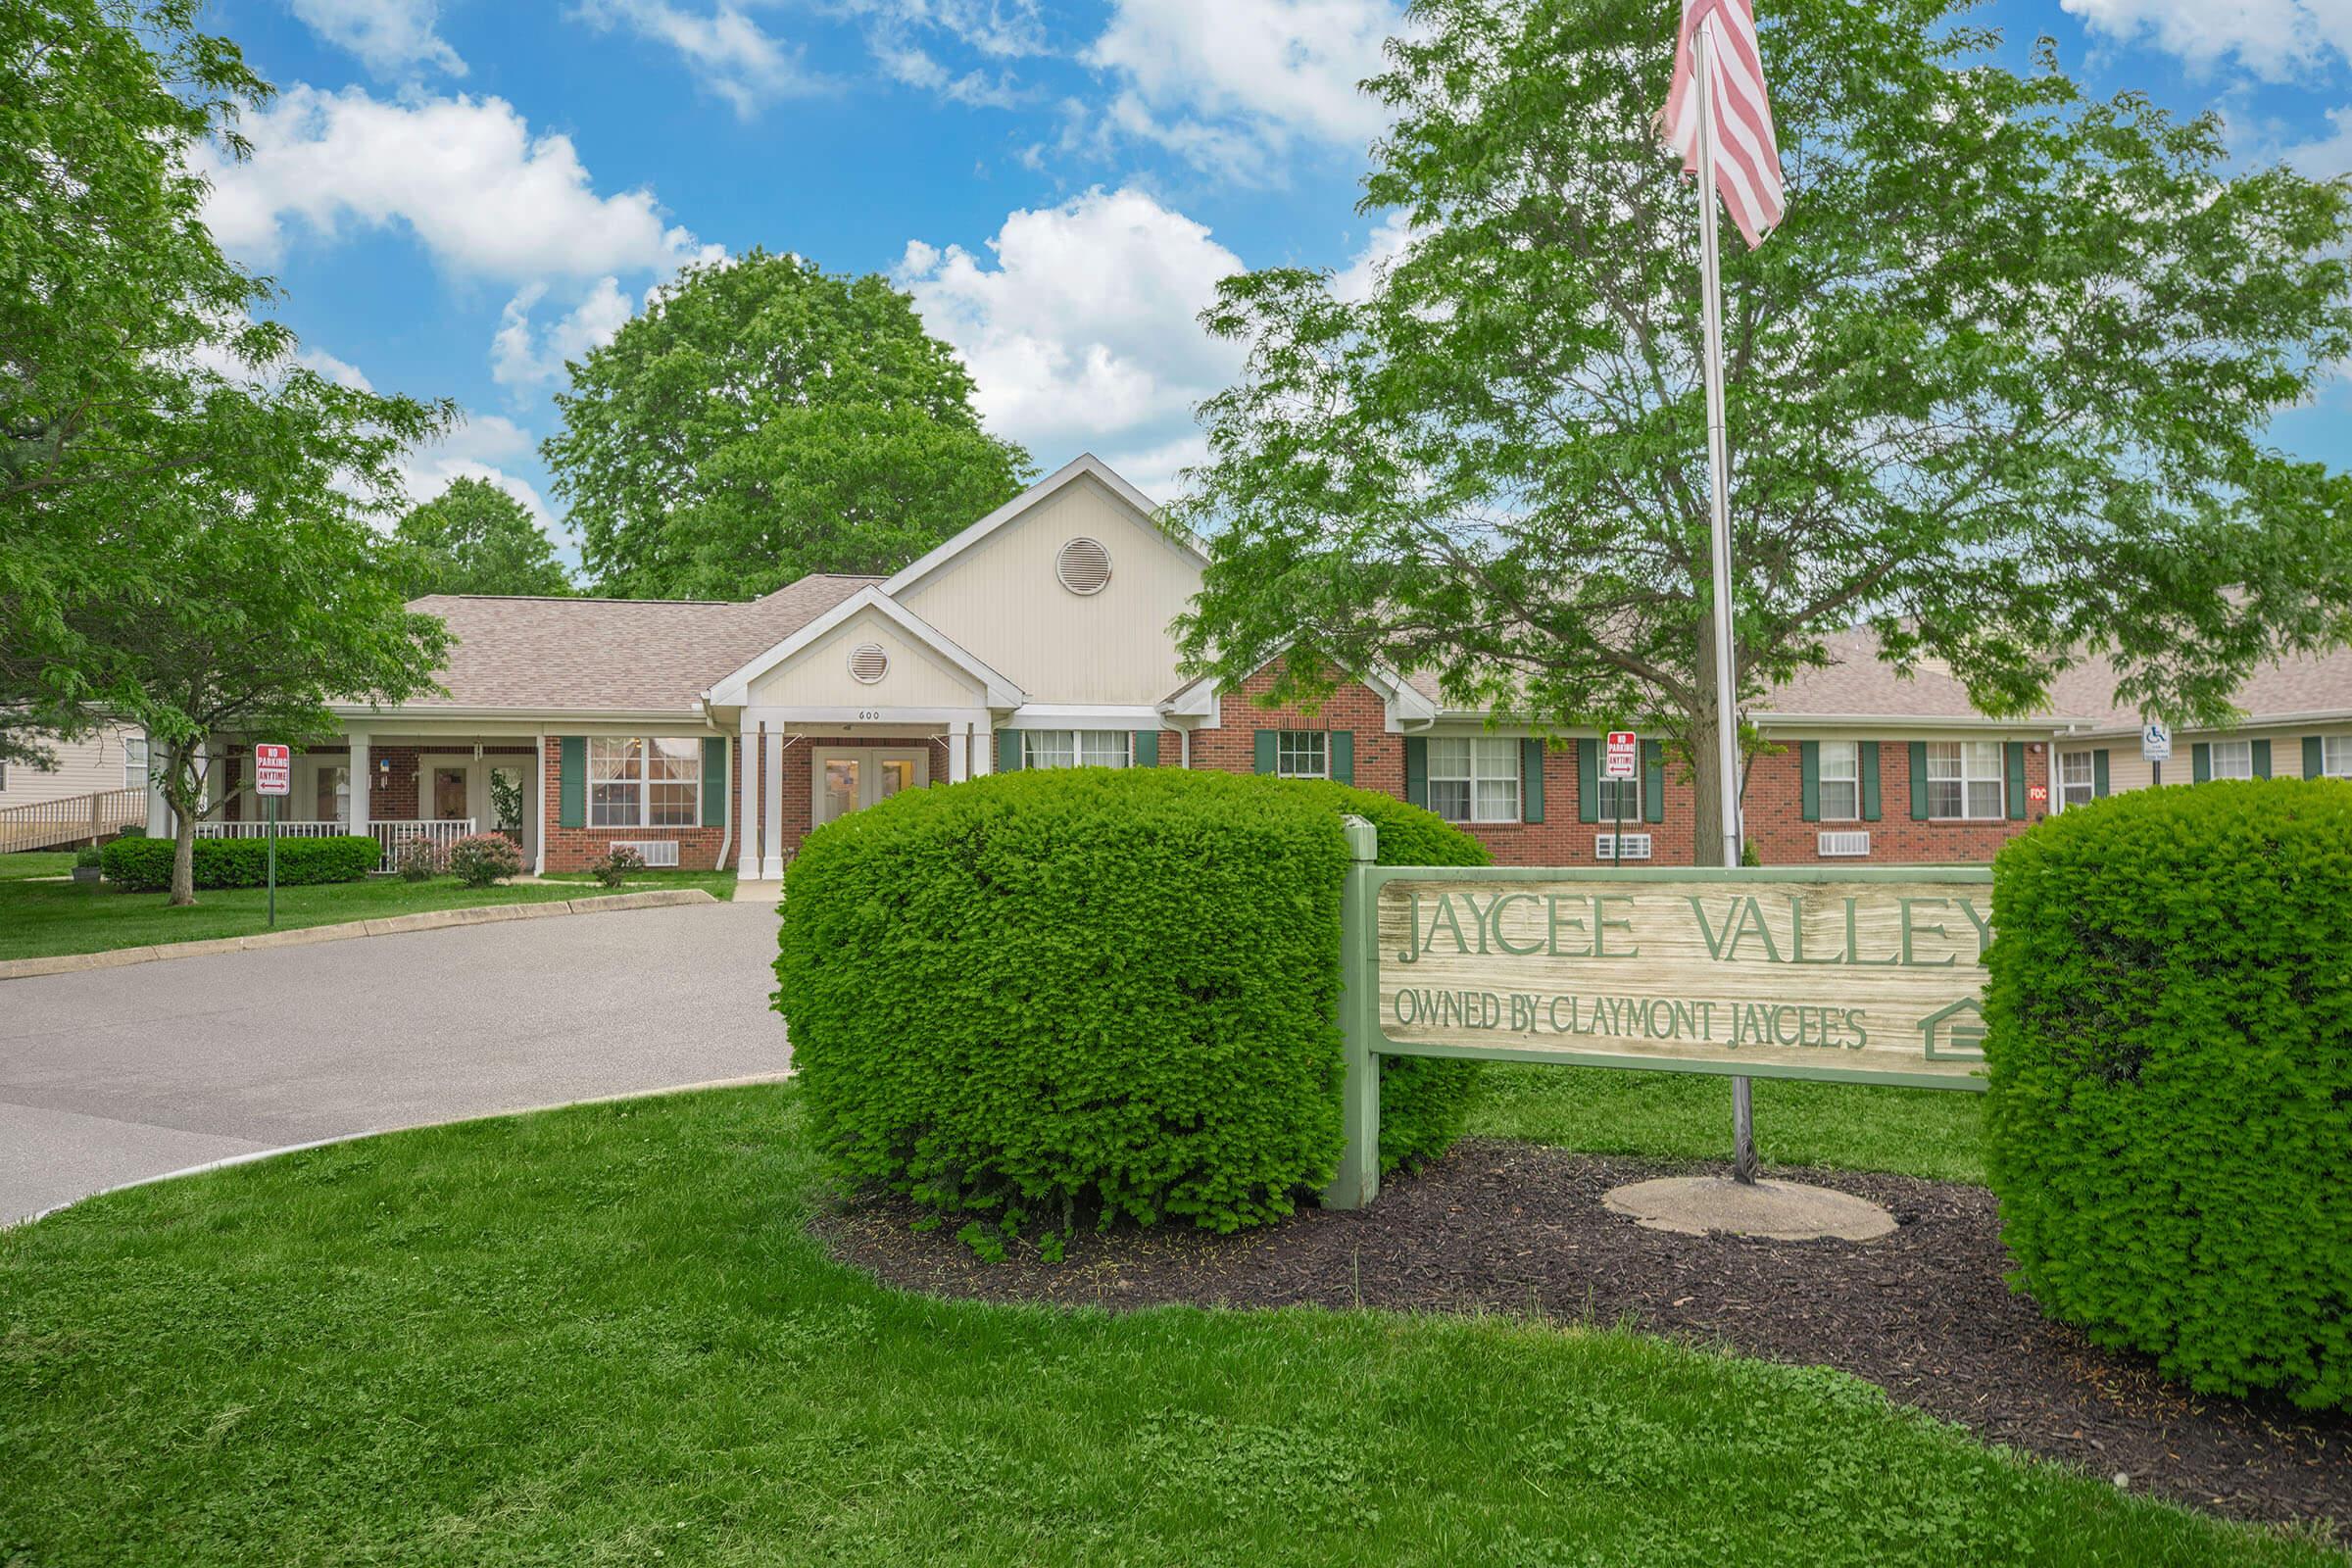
1171 0 2352 859
543 251 1033 600
395 476 572 598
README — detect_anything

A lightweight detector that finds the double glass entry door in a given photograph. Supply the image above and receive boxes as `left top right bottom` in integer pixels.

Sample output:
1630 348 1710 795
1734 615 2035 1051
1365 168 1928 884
813 749 927 827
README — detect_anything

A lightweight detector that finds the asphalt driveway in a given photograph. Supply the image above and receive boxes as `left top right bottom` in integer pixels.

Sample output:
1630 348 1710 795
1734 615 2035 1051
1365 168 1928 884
0 901 791 1224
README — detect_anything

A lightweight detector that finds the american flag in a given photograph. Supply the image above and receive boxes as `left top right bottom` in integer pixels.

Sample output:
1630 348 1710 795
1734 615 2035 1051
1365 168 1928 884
1659 0 1786 248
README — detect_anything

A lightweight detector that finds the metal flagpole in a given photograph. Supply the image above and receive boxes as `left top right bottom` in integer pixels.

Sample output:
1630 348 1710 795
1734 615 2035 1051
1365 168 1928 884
1691 18 1759 1184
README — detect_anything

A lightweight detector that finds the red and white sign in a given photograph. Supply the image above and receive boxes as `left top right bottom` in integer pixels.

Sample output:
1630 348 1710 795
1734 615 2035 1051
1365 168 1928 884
2027 783 2048 804
254 743 291 797
1603 731 1640 780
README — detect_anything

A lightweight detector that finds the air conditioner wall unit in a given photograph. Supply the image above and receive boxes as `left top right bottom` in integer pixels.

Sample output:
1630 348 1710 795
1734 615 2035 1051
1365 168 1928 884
1594 833 1653 860
614 839 681 867
1817 830 1871 858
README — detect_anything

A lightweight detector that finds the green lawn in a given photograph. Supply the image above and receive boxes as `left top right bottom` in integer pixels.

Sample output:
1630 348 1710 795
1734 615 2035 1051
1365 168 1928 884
0 851 735 960
0 1085 2328 1567
1470 1061 1989 1184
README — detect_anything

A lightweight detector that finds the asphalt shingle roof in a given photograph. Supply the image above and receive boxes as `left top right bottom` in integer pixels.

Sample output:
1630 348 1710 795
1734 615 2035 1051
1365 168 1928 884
401 575 877 712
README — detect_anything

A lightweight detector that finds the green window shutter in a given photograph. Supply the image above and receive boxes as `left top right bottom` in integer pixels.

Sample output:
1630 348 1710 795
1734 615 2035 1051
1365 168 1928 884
701 737 726 826
2092 749 2110 798
2305 735 2325 778
2252 738 2272 778
559 736 585 828
1252 730 1277 775
1404 736 1429 808
1642 740 1665 824
2005 741 2028 819
1799 741 1821 822
1132 730 1159 767
1521 739 1544 823
1329 730 1353 785
2192 742 2211 784
1860 741 1882 821
997 729 1022 772
1908 741 1929 819
1577 739 1599 823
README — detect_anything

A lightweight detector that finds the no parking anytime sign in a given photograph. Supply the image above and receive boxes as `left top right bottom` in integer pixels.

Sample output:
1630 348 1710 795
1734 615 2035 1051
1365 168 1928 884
254 743 290 796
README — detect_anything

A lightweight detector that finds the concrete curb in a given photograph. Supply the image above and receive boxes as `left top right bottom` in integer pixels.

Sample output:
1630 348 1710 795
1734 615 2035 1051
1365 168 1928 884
13 1068 797 1229
0 888 721 983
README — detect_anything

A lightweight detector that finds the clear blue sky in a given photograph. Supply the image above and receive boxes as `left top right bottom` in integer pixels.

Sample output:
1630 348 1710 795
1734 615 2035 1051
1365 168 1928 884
194 0 2352 564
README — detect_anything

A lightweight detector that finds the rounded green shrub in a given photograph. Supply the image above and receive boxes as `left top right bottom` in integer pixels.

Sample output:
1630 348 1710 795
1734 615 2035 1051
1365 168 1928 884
99 833 376 891
1984 777 2352 1411
777 768 1350 1233
1271 778 1493 1172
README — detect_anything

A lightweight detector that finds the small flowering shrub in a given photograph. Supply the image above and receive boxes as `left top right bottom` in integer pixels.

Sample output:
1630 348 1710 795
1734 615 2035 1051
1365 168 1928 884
445 832 523 888
396 837 445 882
590 845 645 888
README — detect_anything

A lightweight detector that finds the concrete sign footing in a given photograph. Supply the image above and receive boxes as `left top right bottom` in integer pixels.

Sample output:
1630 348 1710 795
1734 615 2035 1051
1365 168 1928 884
1603 1175 1896 1242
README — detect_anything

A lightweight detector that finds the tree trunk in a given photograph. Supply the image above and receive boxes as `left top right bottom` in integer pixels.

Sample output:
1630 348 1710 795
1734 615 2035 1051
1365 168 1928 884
1686 708 1738 868
164 739 200 906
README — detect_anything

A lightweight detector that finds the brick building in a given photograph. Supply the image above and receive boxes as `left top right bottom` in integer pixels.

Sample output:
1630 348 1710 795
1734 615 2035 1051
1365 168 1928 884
162 455 2352 875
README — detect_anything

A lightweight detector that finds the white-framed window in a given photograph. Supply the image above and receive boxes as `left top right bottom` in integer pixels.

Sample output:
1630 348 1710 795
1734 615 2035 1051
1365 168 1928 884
123 736 148 790
2209 739 2254 780
2323 736 2352 779
1276 729 1328 780
590 736 701 827
1597 765 1642 824
1926 740 2004 820
1428 736 1520 823
2059 750 2095 809
1022 730 1130 769
1818 740 1860 820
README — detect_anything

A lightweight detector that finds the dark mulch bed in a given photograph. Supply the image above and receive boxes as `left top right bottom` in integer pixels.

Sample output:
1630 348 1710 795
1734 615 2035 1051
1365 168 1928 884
817 1138 2350 1542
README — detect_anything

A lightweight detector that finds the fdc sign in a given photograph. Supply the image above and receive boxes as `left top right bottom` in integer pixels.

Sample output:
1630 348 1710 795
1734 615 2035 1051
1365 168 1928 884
1324 818 1989 1207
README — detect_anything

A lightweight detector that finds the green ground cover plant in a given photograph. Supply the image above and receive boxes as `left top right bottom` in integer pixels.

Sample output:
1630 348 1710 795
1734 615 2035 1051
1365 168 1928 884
1986 778 2352 1411
0 858 733 960
0 1085 2328 1567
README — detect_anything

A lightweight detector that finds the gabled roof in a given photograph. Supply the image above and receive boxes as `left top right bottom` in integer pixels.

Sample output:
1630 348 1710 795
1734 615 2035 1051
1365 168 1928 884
703 585 1026 710
389 576 876 713
880 452 1207 598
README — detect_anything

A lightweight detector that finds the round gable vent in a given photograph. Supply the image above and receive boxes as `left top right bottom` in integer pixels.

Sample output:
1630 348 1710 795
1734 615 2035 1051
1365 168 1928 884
1055 536 1112 596
848 642 890 684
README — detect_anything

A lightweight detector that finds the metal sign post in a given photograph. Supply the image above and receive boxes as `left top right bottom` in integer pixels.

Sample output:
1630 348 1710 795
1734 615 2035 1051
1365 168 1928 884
2142 720 2172 790
1605 731 1637 870
254 744 291 929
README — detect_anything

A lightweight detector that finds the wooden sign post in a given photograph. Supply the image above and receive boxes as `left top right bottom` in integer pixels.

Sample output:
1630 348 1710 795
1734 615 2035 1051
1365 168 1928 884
1323 819 1989 1209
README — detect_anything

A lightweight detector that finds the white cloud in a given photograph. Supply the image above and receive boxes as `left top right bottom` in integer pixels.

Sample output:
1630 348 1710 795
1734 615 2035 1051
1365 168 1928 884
397 411 564 541
195 86 702 280
875 43 1024 108
1082 0 1404 173
897 187 1245 475
294 346 378 390
491 276 637 388
287 0 466 76
846 0 1047 105
2059 0 2352 79
2285 104 2352 176
1331 211 1414 304
571 1 826 116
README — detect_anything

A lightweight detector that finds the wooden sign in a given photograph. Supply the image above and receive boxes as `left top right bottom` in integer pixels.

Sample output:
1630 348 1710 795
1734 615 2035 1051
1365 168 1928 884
1370 869 1990 1087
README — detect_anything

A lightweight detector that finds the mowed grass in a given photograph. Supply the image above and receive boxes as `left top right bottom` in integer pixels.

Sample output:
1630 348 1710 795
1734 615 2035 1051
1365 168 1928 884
2 1086 2328 1567
0 852 734 960
1471 1061 1989 1183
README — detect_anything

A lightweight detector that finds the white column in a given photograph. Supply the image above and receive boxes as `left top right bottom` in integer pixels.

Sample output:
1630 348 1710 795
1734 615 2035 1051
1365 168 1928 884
144 733 170 836
192 739 209 820
949 719 971 784
348 730 370 855
972 720 995 777
760 726 787 879
532 733 547 875
737 724 762 878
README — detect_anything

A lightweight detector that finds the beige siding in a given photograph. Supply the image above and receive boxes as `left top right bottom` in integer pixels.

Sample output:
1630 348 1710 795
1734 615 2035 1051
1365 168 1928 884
747 607 985 709
0 726 143 807
895 475 1202 706
2058 721 2352 800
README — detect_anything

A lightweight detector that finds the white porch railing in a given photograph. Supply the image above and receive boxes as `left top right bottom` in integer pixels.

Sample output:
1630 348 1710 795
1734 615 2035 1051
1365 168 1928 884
195 818 475 872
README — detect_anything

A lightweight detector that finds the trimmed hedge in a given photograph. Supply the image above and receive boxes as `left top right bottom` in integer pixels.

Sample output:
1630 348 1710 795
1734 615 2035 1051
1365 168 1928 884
777 768 1350 1233
1273 778 1494 1173
1984 778 2352 1411
99 834 377 892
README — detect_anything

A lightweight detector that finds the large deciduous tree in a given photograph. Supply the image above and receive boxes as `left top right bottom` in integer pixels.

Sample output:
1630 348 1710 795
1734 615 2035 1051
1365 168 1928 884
395 476 573 598
544 251 1033 599
1172 0 2352 861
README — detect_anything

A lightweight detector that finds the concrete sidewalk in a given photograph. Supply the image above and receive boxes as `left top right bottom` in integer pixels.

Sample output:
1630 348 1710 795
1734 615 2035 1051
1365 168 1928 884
1 900 791 1224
